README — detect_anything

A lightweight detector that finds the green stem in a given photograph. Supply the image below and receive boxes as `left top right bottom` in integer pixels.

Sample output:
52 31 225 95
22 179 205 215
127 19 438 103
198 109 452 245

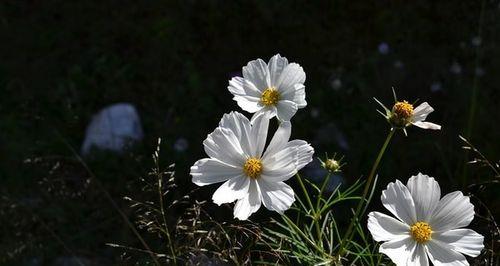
296 173 315 215
296 173 322 246
316 172 332 210
337 129 395 258
282 215 329 257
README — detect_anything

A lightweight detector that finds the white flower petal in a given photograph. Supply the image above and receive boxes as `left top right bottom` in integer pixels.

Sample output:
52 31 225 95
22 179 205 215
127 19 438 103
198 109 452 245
367 211 410 242
409 244 429 266
228 76 262 98
268 54 289 87
277 62 305 93
261 146 297 182
412 102 434 122
249 111 270 157
233 179 261 220
265 121 291 156
430 191 474 231
407 173 441 221
190 158 242 186
232 95 262 113
426 240 469 266
251 106 276 123
265 137 312 166
379 237 416 266
260 166 297 183
261 140 313 182
219 112 253 155
259 180 295 213
433 229 484 257
203 127 246 166
381 180 417 225
228 77 263 113
290 140 314 170
280 83 307 109
242 58 270 91
212 175 250 205
412 121 441 130
276 100 298 122
293 84 307 108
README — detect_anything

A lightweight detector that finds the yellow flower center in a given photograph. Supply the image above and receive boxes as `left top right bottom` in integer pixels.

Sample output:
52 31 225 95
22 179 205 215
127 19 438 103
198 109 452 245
392 101 414 119
410 222 432 243
243 158 263 179
261 87 280 106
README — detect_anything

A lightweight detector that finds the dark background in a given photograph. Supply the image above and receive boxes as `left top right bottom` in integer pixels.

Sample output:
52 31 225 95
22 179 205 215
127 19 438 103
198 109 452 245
1 1 499 265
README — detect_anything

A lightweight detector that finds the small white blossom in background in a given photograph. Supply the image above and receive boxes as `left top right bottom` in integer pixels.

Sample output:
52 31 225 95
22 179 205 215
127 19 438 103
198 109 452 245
378 42 390 55
310 107 320 119
471 36 482 47
173 138 189 152
475 67 485 77
393 60 404 69
450 61 462 75
228 54 306 122
430 82 442 93
368 173 484 266
375 90 441 132
190 112 314 220
331 78 342 90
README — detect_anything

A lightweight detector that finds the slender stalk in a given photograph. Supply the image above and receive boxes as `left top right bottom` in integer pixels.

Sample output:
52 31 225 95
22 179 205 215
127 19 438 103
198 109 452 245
296 173 315 213
282 215 329 257
154 139 177 265
157 169 177 265
313 172 332 242
337 129 395 258
317 172 332 210
296 173 322 246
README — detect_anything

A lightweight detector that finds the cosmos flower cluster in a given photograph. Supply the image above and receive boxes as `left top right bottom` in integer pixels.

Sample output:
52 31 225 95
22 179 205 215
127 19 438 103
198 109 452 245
190 54 314 220
189 54 483 265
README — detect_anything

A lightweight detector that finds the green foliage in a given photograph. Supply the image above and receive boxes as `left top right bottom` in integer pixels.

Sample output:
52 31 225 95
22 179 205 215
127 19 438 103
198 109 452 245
260 172 382 265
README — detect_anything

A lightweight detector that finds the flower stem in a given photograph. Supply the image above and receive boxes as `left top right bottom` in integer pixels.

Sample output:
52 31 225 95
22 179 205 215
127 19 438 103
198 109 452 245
296 173 323 247
317 172 332 210
337 129 395 258
296 173 315 214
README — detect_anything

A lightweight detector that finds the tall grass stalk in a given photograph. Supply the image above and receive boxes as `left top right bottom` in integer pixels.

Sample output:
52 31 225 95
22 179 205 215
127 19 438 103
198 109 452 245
153 139 177 265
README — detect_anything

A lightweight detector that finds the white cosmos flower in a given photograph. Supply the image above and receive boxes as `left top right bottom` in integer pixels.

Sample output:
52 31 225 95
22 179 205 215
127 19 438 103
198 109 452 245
190 111 314 220
228 54 306 122
375 91 441 133
368 173 484 266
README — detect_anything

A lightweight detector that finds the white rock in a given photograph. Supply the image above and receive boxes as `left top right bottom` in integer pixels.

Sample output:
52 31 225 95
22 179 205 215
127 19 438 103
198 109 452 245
81 103 144 155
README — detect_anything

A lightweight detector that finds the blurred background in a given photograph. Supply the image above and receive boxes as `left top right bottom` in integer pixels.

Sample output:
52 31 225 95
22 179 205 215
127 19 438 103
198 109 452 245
1 1 499 265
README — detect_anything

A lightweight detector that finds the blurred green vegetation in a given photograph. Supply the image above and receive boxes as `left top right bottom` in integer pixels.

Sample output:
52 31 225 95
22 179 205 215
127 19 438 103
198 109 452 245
1 1 499 264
